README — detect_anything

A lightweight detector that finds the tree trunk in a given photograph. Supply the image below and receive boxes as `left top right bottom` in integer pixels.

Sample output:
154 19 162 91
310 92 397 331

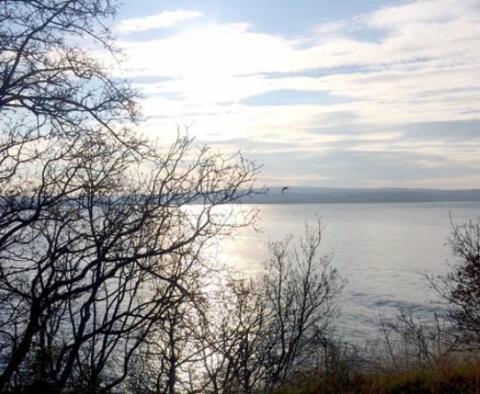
0 303 41 392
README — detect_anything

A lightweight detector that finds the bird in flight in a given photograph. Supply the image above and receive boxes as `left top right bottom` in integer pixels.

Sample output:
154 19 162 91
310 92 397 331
281 186 289 194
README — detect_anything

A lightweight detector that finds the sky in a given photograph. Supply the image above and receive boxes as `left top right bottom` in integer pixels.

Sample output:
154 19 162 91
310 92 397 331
112 0 480 189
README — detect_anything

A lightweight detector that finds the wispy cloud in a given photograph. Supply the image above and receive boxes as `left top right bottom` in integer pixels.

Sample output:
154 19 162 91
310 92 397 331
116 9 203 33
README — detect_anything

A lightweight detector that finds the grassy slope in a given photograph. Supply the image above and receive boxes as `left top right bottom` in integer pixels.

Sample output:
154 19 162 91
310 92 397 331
275 357 480 394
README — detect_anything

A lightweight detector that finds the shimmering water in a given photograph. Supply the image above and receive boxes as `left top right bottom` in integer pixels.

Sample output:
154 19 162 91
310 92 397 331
218 202 480 342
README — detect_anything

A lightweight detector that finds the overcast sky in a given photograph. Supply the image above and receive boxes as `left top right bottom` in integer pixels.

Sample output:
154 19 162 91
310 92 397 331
113 0 480 189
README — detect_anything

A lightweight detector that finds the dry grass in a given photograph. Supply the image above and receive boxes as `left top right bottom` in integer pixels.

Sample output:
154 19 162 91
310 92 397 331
275 354 480 394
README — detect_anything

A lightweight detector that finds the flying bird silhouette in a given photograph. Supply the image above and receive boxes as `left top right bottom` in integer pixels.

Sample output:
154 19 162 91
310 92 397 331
281 186 289 194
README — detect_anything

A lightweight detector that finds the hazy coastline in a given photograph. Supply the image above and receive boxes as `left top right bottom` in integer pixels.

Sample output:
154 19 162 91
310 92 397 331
242 187 480 204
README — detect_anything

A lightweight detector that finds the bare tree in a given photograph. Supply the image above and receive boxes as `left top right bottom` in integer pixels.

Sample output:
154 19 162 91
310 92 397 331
186 219 344 394
260 220 344 392
193 277 269 394
0 132 256 393
121 220 343 394
0 1 258 393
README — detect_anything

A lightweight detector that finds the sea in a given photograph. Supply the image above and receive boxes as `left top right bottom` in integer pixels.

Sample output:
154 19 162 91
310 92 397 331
215 202 480 343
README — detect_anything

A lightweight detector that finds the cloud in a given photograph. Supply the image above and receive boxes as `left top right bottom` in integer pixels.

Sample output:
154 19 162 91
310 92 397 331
254 149 480 188
116 9 203 33
400 119 480 141
367 0 477 29
240 90 352 106
113 0 480 187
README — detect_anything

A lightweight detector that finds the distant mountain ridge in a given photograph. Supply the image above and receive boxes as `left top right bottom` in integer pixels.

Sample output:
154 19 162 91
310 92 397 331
240 187 480 204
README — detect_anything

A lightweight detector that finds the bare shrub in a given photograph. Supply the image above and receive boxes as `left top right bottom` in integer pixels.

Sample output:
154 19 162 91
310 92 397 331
191 219 345 394
378 309 458 370
439 218 480 341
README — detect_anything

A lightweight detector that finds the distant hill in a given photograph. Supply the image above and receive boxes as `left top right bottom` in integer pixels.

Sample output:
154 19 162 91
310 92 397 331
240 187 480 204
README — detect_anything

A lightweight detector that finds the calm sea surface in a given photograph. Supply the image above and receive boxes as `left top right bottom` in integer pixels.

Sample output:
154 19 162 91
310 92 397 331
217 202 480 342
